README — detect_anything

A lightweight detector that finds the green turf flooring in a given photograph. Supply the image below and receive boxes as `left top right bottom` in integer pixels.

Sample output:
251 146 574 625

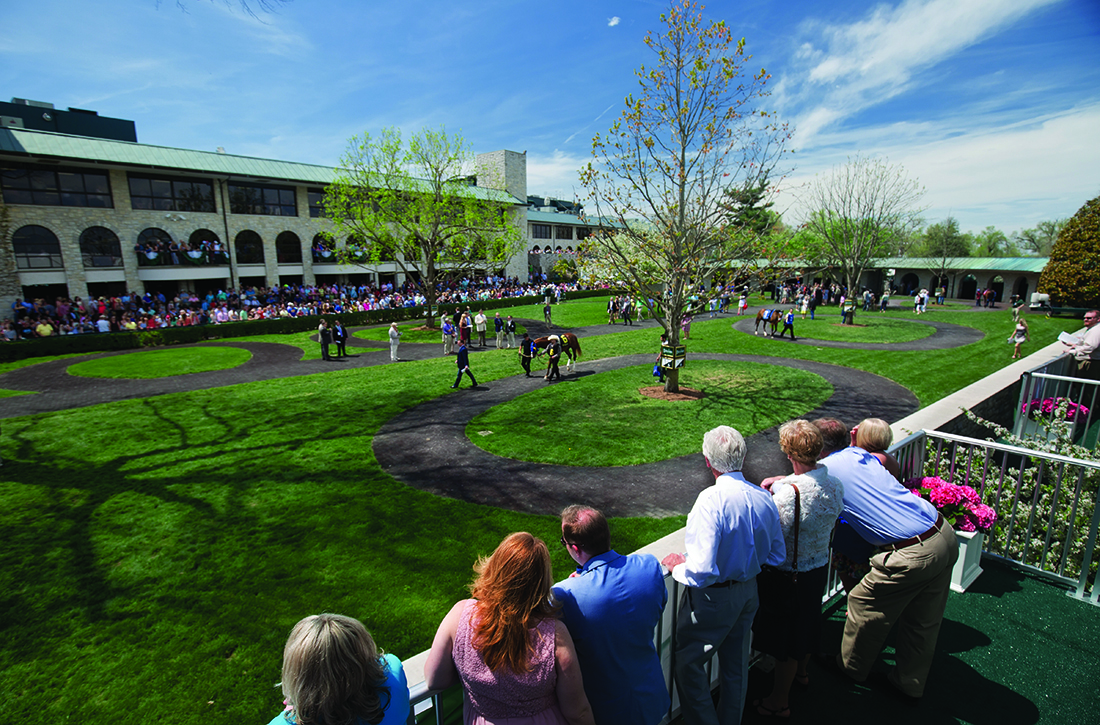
739 560 1100 724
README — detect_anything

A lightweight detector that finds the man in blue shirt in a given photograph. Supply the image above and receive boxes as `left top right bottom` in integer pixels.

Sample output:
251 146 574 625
813 418 958 700
553 506 669 725
662 426 785 725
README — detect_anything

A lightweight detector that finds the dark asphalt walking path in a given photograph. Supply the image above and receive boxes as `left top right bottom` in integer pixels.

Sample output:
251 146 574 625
372 354 918 517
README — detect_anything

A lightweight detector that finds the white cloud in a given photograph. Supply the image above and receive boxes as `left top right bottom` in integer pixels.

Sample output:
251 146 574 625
785 0 1059 146
608 16 621 27
527 150 589 201
776 103 1100 232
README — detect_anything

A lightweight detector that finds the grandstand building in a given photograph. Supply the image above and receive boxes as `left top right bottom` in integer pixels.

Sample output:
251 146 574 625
0 98 593 312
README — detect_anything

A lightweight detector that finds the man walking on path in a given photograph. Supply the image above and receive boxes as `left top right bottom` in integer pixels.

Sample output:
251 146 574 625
519 333 536 377
451 342 477 389
662 426 785 725
388 322 401 362
778 309 796 341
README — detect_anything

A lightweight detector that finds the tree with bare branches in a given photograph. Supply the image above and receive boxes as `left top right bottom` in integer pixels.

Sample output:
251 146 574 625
798 155 925 296
579 0 789 392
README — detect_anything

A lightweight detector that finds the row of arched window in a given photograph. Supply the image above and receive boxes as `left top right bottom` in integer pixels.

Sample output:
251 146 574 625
8 225 340 270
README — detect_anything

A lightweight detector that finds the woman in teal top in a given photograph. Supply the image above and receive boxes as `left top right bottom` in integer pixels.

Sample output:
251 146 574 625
268 613 410 725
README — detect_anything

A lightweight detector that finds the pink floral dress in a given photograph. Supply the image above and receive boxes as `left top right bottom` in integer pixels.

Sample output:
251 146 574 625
452 601 566 725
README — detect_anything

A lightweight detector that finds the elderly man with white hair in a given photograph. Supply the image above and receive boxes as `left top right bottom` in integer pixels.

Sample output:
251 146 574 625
662 426 785 725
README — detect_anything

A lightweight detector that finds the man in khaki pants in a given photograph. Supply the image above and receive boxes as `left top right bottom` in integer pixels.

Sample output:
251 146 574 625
813 418 958 700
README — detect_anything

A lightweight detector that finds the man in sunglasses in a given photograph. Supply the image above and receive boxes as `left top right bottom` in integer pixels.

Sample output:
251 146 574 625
1064 309 1100 379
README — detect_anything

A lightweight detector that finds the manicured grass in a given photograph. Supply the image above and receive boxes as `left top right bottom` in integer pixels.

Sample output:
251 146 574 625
470 361 832 466
354 323 443 344
0 357 683 725
0 351 95 376
67 347 253 379
773 315 935 343
1 301 1085 725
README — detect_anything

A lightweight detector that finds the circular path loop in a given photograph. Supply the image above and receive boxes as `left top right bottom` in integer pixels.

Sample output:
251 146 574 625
373 353 918 518
730 314 983 350
0 307 981 517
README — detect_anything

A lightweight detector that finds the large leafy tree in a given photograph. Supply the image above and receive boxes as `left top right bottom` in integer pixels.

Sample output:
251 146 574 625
323 127 523 327
579 0 789 392
1013 219 1066 256
973 225 1015 257
797 155 924 296
1038 196 1100 308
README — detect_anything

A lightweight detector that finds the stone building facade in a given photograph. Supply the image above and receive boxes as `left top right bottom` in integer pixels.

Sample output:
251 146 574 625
0 125 543 313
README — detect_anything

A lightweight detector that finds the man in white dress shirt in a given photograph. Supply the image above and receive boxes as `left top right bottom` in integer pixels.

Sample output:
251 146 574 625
662 426 785 725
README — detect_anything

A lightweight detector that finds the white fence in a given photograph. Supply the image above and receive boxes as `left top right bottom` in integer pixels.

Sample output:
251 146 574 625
1013 354 1100 449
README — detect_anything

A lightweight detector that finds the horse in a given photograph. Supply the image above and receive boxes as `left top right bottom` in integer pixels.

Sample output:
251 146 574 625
754 308 781 336
532 333 582 372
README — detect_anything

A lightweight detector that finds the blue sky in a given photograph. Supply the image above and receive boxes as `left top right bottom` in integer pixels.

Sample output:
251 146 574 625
2 0 1097 235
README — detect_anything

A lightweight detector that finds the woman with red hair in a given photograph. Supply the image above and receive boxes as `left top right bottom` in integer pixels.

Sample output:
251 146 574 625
425 533 594 725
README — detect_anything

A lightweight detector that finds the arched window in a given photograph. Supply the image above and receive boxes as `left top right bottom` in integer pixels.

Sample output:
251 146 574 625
137 227 172 250
235 230 265 264
12 225 63 269
312 234 334 262
189 229 220 247
80 227 122 267
275 231 302 264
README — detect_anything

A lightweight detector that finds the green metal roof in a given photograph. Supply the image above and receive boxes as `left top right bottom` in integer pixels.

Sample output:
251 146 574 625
0 128 521 204
874 257 1049 273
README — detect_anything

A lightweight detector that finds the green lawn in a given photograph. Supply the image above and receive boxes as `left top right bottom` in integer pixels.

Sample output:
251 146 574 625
0 301 1085 725
471 361 832 466
67 347 252 379
760 314 936 343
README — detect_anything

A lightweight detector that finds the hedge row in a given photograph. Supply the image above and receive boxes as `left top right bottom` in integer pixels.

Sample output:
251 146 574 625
0 289 610 363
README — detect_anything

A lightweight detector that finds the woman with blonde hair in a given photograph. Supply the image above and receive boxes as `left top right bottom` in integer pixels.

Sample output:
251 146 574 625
270 613 409 725
425 532 594 725
853 417 902 480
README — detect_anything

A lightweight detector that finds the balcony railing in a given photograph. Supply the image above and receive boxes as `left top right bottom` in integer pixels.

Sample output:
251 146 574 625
1013 353 1099 449
136 250 229 267
890 429 1100 604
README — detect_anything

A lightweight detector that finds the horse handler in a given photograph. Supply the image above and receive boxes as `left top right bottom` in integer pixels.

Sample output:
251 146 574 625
778 308 797 340
545 334 562 381
520 333 537 378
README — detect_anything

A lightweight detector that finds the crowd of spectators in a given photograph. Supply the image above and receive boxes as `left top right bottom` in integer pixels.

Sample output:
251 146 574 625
134 237 228 265
3 278 584 341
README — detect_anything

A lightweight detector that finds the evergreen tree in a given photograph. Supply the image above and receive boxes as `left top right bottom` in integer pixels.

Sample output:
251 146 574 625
1037 196 1100 307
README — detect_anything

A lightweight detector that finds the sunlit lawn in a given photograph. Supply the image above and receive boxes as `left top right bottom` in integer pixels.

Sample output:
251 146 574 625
67 347 252 379
0 299 1084 725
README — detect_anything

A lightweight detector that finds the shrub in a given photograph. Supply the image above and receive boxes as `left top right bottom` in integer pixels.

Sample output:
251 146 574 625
1038 195 1100 308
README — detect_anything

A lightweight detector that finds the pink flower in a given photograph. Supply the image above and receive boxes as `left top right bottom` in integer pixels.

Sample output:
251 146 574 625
956 517 977 532
960 485 982 505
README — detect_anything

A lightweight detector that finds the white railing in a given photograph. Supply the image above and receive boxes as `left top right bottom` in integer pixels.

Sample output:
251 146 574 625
889 429 1100 605
1014 354 1100 449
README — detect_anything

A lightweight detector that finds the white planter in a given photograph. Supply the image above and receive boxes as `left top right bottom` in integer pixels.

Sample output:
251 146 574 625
951 530 984 593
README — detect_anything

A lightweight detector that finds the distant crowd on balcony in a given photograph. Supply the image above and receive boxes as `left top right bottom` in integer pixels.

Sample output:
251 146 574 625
135 237 229 266
4 277 584 341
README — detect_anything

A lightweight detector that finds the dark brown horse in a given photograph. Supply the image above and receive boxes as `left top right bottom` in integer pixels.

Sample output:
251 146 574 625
533 333 582 372
754 309 781 336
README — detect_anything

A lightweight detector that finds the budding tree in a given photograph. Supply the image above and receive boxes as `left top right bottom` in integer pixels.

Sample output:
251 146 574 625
579 0 789 392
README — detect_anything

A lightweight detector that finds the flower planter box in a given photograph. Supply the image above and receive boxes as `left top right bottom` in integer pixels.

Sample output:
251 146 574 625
951 530 984 593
